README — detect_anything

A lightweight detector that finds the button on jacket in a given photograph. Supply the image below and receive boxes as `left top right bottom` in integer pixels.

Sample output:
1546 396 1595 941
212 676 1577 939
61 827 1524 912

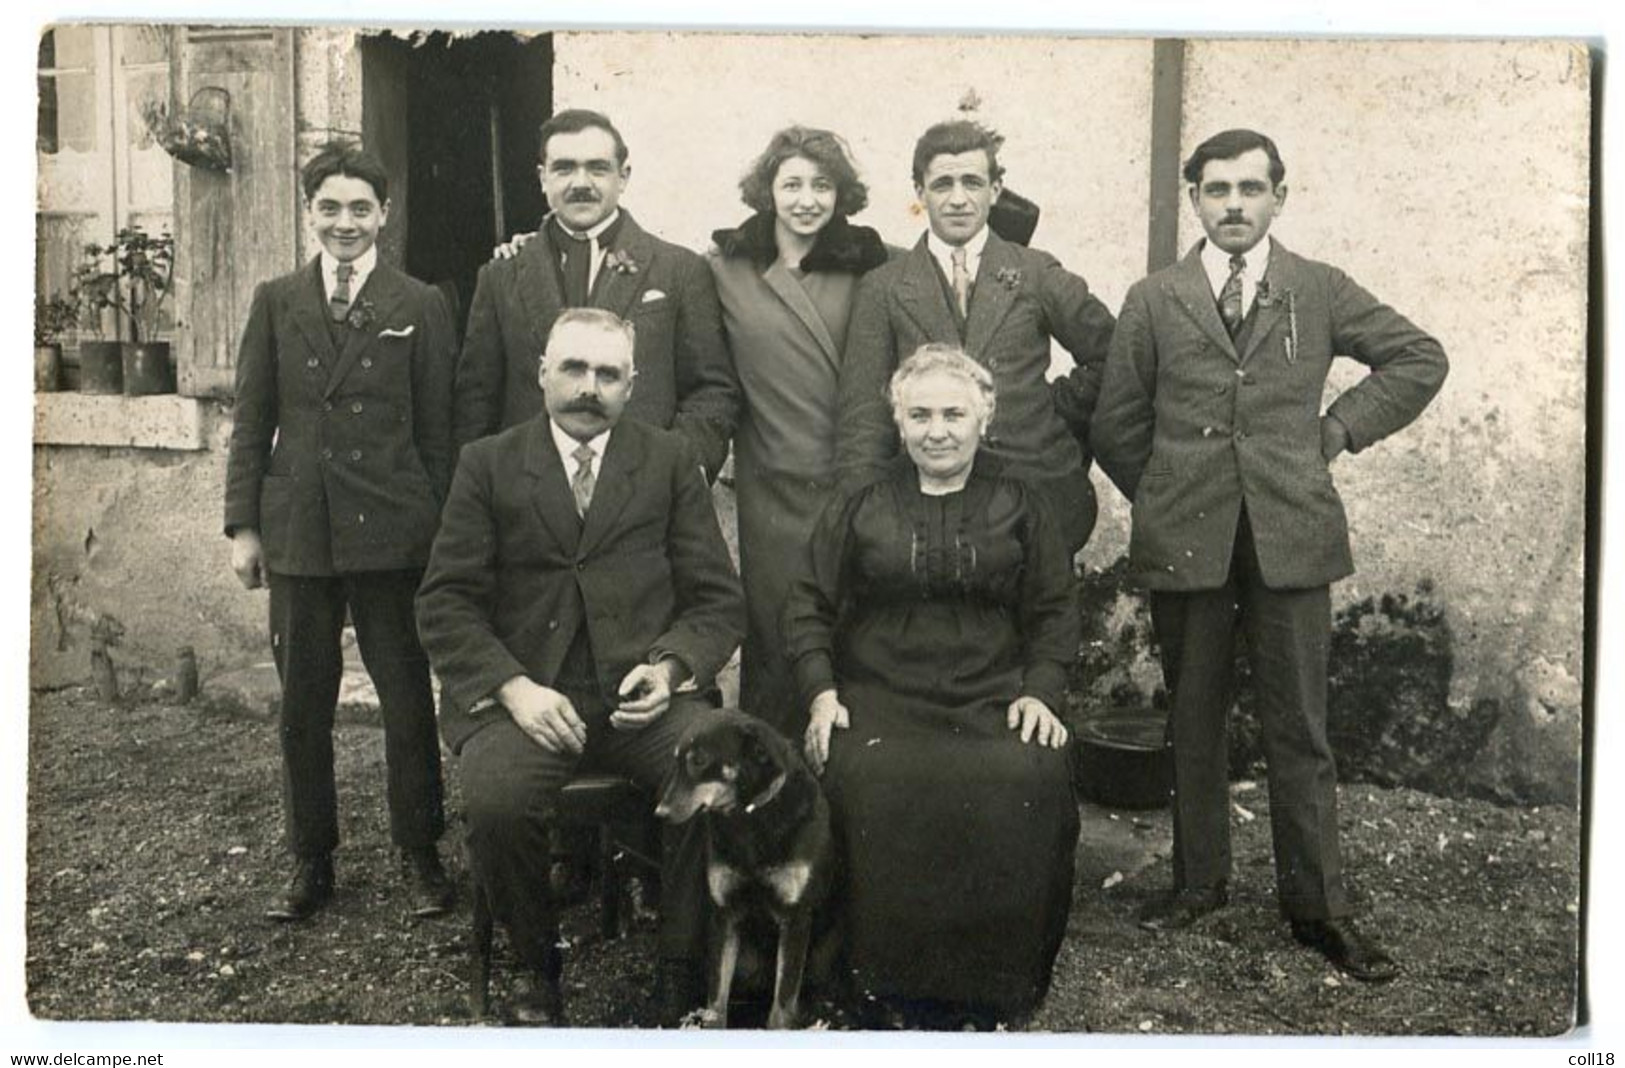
224 257 459 575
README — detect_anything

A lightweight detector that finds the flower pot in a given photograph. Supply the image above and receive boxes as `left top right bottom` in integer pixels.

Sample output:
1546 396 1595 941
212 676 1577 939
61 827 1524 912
78 341 124 395
34 344 62 392
122 341 176 396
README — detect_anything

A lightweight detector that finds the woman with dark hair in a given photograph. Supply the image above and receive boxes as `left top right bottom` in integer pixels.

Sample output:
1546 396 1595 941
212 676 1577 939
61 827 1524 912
709 125 889 737
783 345 1080 1028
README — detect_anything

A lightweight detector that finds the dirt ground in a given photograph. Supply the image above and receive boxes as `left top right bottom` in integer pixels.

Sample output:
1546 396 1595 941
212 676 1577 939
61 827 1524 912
24 685 1579 1036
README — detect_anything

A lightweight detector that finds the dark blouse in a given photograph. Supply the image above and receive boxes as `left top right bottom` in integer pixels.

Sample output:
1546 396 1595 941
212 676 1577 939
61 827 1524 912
781 456 1079 718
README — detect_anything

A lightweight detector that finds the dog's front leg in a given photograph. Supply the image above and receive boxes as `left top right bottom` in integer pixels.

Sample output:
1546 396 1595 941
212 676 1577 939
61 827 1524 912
706 910 742 1029
767 911 814 1030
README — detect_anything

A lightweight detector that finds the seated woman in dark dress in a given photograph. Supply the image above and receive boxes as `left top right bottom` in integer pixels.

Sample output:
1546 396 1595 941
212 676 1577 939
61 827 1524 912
782 344 1080 1028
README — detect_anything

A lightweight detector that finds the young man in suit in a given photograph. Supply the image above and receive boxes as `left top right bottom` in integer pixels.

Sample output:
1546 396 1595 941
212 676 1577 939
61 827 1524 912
1091 128 1449 981
835 119 1116 555
417 308 744 1026
453 108 740 479
224 142 457 923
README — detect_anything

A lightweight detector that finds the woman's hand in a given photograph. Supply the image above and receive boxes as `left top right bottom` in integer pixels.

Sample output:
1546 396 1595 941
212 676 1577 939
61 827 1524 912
1007 696 1069 749
804 689 850 775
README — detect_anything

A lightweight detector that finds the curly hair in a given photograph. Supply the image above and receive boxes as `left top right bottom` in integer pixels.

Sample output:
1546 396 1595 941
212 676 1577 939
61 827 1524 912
739 126 869 219
888 343 996 430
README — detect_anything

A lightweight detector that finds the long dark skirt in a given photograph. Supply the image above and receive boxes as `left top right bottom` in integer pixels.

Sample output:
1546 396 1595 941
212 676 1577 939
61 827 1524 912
822 685 1079 1015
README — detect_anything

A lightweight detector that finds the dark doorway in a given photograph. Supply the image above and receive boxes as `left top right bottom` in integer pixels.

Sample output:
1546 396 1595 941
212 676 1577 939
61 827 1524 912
362 31 552 336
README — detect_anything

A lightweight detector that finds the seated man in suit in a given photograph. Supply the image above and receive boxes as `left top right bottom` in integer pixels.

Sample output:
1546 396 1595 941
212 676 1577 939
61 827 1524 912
417 307 744 1026
223 141 456 923
836 119 1116 556
453 108 739 479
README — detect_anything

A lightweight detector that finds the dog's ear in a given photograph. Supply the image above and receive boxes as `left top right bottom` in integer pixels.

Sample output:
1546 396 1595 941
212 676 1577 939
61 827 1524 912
741 721 789 813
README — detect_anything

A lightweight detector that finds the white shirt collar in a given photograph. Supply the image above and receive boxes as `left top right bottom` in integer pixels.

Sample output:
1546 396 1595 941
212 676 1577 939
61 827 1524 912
554 209 622 296
549 419 612 478
1200 236 1273 315
555 208 621 244
320 246 377 301
926 224 991 286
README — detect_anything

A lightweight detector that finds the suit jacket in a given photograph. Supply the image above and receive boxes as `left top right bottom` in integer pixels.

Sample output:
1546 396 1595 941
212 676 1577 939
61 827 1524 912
1090 240 1449 592
453 210 740 479
834 230 1115 552
223 258 457 575
416 415 745 754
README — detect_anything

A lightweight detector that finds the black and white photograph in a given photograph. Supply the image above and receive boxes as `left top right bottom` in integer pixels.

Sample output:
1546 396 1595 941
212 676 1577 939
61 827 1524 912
7 1 1613 1057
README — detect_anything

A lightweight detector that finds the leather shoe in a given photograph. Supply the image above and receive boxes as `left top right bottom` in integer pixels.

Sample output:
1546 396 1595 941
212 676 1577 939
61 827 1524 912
1138 884 1228 931
1290 917 1399 983
401 847 454 917
509 970 566 1027
651 958 704 1028
265 855 334 922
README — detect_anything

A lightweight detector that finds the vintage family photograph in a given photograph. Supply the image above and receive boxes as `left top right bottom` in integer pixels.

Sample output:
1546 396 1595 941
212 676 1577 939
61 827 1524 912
16 7 1600 1050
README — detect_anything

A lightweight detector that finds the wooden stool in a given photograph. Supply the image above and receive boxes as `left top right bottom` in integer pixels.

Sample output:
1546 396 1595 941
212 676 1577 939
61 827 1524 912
469 773 662 1018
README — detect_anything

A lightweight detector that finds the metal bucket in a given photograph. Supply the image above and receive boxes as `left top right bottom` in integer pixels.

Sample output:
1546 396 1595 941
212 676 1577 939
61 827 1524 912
1074 707 1173 810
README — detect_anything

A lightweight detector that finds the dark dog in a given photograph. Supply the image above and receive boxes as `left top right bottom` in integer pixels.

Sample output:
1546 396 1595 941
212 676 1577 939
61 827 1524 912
656 708 833 1029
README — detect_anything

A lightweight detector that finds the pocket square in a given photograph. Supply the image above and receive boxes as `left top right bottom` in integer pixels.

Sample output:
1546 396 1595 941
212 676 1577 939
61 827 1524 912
641 289 667 304
378 325 415 338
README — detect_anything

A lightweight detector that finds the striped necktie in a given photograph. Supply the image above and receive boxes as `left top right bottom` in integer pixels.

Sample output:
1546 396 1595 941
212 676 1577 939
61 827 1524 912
1218 254 1246 337
329 262 355 323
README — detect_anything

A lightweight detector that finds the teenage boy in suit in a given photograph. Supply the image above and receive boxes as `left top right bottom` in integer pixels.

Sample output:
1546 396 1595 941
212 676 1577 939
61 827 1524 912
224 142 457 923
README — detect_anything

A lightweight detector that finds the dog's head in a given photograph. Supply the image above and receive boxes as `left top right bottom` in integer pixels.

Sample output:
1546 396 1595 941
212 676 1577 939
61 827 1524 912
655 709 794 824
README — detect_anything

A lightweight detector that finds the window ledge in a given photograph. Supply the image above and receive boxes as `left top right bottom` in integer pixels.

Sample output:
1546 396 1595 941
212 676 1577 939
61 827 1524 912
34 392 207 451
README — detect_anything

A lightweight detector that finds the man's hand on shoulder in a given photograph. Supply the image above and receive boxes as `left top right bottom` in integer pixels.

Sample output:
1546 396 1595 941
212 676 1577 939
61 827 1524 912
498 675 587 754
491 230 537 262
230 529 267 590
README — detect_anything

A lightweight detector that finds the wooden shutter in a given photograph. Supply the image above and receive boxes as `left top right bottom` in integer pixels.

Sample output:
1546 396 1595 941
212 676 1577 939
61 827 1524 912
171 26 297 398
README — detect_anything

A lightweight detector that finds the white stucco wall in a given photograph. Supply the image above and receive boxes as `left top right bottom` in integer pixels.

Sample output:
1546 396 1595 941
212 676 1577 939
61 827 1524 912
1180 38 1588 797
553 31 1152 314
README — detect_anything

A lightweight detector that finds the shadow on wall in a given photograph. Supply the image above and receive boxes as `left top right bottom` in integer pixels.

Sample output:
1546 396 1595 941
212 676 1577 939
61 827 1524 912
1066 563 1575 807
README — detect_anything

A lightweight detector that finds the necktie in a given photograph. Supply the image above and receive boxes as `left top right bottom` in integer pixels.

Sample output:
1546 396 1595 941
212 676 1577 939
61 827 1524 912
1218 254 1246 338
329 262 355 323
561 227 592 307
571 443 597 517
950 246 971 319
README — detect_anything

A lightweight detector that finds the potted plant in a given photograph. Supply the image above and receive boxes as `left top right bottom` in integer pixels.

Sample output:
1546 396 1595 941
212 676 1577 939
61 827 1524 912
69 243 125 394
113 226 176 395
33 293 79 392
69 226 177 396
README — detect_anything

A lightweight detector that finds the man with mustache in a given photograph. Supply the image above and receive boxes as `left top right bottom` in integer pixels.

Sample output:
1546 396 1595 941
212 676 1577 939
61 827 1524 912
1091 128 1448 981
418 308 744 1025
453 108 739 480
836 119 1116 556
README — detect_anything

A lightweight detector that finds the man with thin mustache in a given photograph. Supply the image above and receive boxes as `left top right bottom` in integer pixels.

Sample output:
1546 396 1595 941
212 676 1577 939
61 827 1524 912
1091 128 1448 982
453 109 740 481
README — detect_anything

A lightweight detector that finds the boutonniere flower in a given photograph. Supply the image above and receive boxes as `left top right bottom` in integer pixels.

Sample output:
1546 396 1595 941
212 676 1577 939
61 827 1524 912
1257 281 1299 364
345 298 376 332
606 248 640 276
995 267 1022 291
